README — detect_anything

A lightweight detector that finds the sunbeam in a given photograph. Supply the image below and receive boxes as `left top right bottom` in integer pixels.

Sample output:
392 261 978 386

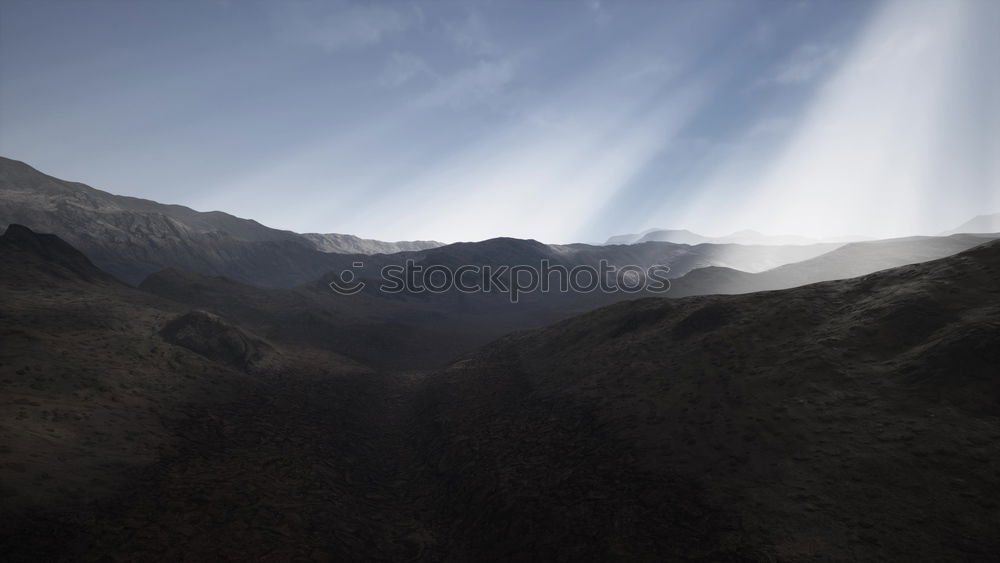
712 0 995 239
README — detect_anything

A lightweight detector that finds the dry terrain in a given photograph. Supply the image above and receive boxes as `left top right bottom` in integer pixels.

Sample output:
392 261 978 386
1 224 998 561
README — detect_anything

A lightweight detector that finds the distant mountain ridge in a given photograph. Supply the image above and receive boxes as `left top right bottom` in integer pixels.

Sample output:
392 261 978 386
612 213 1000 247
302 232 441 254
0 157 441 285
606 227 868 246
607 228 711 245
941 212 1000 235
5 155 995 296
667 233 1000 297
0 157 841 287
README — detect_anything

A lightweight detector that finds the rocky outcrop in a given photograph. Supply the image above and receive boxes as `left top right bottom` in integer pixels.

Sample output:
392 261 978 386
160 310 275 372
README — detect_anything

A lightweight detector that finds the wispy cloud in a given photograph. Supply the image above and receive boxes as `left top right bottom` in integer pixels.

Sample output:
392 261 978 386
277 1 418 52
443 12 496 56
585 0 611 26
416 58 517 109
379 52 432 88
620 60 678 83
769 43 841 85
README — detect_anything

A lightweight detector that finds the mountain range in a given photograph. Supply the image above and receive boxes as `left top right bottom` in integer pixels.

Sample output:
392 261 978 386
2 221 997 560
9 156 995 298
667 233 1000 297
3 157 998 369
0 157 440 286
0 157 847 288
3 156 1000 559
604 215 1000 247
941 212 1000 235
605 227 870 246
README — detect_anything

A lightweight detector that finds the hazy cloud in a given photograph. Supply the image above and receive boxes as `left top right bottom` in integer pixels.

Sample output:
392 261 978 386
416 58 516 109
770 44 841 85
745 116 792 138
586 0 611 26
379 52 432 88
620 60 678 83
443 12 496 56
280 1 417 51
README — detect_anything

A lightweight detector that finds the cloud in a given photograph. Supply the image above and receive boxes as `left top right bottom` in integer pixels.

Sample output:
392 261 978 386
416 58 516 109
279 1 417 52
379 52 432 88
585 0 611 26
620 60 678 83
770 43 841 85
443 12 496 56
744 116 791 138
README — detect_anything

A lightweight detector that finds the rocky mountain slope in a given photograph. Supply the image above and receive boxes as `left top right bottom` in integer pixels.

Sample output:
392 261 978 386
420 239 1000 560
133 232 998 370
131 235 844 370
2 157 855 289
0 157 439 285
0 224 308 520
139 266 485 369
2 225 998 560
0 225 431 560
302 232 441 254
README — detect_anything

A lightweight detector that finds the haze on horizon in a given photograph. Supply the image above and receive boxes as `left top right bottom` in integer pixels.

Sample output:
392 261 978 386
1 0 997 244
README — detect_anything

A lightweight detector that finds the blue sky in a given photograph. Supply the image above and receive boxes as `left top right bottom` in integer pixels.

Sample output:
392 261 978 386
1 0 997 243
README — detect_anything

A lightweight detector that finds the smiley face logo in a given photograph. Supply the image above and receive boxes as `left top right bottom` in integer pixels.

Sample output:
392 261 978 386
328 261 366 295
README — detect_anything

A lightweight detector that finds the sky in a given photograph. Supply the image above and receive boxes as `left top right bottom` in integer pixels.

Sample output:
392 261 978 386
1 0 997 244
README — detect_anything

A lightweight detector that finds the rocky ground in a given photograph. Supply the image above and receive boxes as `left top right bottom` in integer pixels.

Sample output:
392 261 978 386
1 226 999 561
422 240 1000 560
4 367 447 561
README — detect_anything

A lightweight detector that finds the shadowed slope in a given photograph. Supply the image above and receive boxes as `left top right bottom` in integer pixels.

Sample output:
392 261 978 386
0 228 421 562
4 227 999 560
0 223 121 285
0 226 264 521
417 239 1000 560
